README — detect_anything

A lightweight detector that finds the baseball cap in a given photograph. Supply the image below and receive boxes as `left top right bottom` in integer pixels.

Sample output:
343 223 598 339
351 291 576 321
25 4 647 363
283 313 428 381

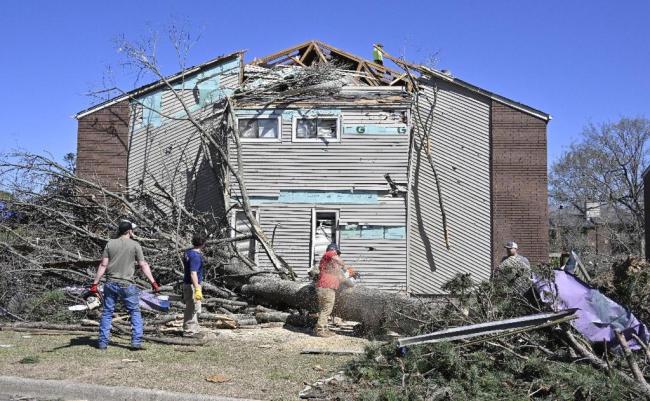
326 243 339 253
504 241 518 249
118 220 137 235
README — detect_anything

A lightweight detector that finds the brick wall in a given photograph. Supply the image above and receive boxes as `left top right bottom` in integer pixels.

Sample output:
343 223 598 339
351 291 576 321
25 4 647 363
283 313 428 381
76 101 130 191
491 102 549 267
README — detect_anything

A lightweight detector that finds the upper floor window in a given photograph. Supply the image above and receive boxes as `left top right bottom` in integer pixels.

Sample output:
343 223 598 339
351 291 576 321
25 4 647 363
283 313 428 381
237 117 281 141
292 116 340 142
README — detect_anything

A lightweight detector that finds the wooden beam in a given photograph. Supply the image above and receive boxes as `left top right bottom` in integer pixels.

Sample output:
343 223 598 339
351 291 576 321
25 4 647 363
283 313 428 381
389 73 408 86
252 40 313 65
317 41 402 74
381 51 421 71
273 56 297 65
361 63 379 86
290 56 307 67
299 43 315 64
312 43 329 64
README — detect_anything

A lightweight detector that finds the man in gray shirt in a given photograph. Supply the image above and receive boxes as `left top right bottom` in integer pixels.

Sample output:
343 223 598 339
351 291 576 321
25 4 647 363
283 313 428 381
495 241 531 295
90 220 160 350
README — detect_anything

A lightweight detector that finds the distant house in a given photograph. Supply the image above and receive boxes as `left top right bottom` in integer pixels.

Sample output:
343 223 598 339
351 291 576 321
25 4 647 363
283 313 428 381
75 40 550 294
550 202 638 261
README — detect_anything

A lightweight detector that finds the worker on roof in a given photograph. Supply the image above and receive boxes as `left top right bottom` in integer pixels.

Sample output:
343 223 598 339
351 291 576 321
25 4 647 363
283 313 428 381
89 220 160 350
313 243 347 337
373 43 384 66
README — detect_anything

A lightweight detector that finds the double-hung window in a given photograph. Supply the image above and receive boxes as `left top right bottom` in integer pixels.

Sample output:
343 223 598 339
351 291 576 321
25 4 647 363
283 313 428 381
237 117 281 141
293 116 340 142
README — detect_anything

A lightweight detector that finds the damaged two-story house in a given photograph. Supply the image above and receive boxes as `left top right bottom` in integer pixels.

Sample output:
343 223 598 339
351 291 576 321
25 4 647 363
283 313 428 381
75 40 550 294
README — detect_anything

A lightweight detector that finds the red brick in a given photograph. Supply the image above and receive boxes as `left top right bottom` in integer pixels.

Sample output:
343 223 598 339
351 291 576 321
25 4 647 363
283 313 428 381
76 101 130 191
491 102 549 266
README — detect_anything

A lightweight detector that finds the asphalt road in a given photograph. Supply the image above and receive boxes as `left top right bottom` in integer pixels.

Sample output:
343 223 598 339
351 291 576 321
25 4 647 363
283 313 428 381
0 376 259 401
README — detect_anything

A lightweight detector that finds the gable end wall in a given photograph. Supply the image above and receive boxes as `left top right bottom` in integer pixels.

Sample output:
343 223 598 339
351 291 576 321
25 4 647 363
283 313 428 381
76 101 130 191
490 101 549 267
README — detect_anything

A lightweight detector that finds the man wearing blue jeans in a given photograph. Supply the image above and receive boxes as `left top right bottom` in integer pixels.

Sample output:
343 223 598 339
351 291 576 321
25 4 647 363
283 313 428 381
90 220 160 350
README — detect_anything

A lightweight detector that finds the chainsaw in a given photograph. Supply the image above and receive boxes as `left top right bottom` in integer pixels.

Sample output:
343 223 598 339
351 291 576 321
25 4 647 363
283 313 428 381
68 289 102 311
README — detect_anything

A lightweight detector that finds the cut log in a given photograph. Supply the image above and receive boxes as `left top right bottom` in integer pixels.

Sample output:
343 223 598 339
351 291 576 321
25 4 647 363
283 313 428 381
202 282 236 299
203 297 248 307
255 311 290 323
242 277 431 334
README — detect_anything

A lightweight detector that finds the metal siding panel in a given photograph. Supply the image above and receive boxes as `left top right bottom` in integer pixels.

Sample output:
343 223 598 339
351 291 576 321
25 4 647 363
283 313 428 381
227 106 410 289
407 79 492 294
127 57 240 214
128 114 223 214
252 200 407 291
228 107 410 197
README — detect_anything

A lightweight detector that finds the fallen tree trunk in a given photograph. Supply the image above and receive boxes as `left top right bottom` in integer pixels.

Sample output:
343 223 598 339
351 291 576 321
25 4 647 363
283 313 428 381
241 277 431 334
255 311 290 323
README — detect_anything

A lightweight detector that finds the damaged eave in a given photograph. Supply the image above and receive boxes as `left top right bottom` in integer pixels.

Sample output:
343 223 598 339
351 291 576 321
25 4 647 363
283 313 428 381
74 50 246 120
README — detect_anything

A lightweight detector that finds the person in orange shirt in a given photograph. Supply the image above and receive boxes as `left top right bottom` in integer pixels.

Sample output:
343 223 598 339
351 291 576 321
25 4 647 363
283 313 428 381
313 243 347 337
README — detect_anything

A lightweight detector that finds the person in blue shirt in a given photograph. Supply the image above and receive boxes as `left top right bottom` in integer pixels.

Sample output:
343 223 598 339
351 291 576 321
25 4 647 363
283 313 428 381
182 233 206 336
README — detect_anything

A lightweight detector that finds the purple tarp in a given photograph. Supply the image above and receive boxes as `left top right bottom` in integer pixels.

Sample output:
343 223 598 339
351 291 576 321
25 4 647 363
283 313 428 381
139 291 170 312
534 270 650 349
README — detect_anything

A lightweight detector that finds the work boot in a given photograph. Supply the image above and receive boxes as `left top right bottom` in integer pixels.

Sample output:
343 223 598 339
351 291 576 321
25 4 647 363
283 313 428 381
130 343 147 351
314 328 336 338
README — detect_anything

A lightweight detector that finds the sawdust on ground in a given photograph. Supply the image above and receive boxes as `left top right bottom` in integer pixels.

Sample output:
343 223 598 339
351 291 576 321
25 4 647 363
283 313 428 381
0 325 373 400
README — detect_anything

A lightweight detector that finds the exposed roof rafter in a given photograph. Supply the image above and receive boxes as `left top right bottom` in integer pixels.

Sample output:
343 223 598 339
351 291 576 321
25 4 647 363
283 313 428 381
251 40 408 87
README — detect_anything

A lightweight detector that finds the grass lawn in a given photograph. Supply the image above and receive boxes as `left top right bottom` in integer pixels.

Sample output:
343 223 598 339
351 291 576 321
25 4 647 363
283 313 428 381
0 327 369 400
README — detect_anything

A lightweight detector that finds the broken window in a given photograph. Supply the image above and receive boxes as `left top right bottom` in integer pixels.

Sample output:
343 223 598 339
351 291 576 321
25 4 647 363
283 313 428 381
237 117 281 140
340 224 406 240
294 117 339 142
231 210 258 263
311 210 339 267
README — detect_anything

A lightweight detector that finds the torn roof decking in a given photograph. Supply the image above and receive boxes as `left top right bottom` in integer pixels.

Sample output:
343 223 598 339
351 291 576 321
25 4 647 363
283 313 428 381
75 40 550 122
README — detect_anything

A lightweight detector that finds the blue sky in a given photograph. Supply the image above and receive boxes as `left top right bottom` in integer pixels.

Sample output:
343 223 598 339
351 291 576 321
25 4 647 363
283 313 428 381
1 1 649 166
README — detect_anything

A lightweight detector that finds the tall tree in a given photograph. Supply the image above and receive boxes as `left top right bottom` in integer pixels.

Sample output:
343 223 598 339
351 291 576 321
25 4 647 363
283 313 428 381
550 117 650 257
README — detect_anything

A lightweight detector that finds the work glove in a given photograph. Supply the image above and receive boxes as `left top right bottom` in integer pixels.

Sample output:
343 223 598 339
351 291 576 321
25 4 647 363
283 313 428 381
194 286 204 301
151 281 161 293
89 283 99 295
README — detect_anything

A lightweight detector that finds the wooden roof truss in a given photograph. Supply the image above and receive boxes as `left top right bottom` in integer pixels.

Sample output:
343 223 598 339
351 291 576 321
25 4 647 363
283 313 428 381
251 40 410 88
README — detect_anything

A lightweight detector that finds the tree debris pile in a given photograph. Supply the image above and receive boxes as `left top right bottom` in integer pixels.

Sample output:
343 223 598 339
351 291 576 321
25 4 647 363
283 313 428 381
310 266 650 401
592 256 650 328
0 61 358 322
0 151 235 323
0 152 322 338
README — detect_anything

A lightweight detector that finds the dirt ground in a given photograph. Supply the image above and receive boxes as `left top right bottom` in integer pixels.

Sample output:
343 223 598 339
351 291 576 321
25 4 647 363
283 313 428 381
0 326 372 400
